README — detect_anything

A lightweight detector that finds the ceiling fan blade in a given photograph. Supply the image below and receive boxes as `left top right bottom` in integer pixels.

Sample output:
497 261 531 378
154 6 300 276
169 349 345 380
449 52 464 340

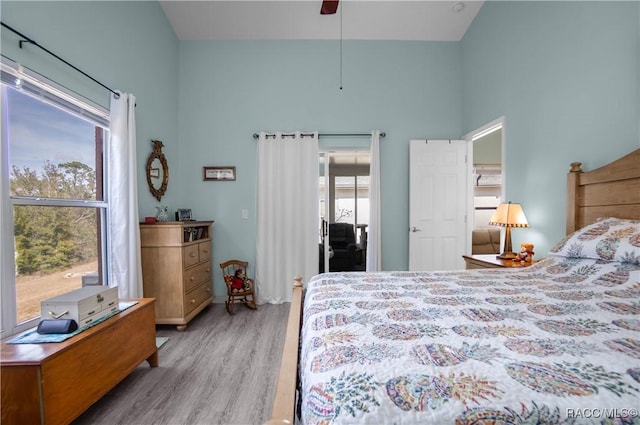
320 0 339 15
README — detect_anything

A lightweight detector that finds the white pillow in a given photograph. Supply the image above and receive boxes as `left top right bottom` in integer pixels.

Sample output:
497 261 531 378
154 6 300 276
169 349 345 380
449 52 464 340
549 217 640 262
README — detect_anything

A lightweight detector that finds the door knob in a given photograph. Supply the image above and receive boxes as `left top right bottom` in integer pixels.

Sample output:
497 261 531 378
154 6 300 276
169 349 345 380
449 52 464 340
410 226 421 232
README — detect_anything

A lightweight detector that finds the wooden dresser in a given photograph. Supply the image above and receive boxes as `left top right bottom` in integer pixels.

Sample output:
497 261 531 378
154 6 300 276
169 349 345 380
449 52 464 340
140 221 214 331
1 299 157 425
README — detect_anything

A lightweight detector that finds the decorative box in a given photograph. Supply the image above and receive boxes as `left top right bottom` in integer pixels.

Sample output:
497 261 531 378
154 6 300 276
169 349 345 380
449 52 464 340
40 286 119 327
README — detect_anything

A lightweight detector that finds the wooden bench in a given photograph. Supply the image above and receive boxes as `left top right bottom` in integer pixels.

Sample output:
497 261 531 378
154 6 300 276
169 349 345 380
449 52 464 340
1 298 157 425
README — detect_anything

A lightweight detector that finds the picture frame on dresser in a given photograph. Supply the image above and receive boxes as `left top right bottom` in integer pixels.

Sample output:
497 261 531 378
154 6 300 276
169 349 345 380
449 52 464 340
176 208 192 221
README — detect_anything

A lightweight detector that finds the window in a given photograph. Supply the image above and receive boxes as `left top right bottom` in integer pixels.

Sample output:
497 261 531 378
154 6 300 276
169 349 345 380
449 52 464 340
1 60 109 335
334 175 369 244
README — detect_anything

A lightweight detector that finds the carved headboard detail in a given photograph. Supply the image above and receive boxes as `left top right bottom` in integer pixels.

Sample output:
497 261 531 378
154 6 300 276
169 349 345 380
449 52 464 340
566 148 640 234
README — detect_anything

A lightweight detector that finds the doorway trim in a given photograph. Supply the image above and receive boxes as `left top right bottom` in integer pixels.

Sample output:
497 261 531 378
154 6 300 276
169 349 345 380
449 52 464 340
463 116 506 253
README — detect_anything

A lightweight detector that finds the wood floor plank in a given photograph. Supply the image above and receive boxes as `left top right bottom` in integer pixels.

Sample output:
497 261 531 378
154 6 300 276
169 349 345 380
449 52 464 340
73 303 289 425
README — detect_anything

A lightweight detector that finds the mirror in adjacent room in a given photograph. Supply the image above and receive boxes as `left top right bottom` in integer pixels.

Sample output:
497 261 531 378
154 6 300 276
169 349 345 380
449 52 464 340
146 139 169 202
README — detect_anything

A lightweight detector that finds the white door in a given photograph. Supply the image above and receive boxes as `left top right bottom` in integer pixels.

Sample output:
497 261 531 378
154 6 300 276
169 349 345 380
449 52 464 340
409 140 468 271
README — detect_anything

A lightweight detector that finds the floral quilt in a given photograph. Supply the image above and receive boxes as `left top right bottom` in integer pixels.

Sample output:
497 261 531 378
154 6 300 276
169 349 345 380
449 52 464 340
300 219 640 424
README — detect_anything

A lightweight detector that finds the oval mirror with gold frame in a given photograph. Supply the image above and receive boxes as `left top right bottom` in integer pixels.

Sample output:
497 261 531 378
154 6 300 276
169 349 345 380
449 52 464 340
146 140 169 201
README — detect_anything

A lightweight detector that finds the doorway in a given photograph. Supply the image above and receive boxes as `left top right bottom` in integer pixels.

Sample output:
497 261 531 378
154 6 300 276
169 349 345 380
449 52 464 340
465 118 505 254
319 151 370 273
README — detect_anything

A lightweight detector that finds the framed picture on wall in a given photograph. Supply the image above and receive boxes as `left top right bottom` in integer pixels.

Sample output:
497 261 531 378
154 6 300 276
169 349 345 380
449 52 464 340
203 166 236 181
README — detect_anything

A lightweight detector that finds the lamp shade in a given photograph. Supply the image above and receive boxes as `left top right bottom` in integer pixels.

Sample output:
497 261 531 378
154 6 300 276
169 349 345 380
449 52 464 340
489 202 529 228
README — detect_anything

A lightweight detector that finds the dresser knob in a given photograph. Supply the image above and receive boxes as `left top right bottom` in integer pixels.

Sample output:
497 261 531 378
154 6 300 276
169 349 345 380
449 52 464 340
190 299 196 304
190 276 195 281
190 252 196 257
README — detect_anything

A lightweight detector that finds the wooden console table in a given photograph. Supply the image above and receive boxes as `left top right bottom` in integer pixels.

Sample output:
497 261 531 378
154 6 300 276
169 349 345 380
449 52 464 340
1 298 157 425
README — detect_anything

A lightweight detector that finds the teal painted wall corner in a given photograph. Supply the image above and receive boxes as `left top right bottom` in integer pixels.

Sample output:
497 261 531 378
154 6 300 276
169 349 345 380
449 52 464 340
462 0 640 255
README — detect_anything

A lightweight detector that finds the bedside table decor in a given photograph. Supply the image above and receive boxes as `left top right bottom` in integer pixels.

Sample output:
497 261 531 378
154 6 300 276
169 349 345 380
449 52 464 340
489 201 529 259
516 242 535 264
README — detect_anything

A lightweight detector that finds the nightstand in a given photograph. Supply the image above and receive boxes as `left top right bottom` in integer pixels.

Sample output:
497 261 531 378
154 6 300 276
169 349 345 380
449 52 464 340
462 254 537 269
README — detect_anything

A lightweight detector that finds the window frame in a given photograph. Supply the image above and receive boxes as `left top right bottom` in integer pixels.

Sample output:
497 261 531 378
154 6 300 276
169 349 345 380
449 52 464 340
0 58 110 337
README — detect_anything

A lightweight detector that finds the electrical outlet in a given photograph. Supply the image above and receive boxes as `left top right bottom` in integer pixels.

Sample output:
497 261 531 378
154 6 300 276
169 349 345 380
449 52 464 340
242 209 248 219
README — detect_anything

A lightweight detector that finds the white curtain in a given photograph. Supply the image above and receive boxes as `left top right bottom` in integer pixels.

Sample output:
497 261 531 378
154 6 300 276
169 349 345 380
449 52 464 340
366 130 382 271
256 131 319 303
108 92 143 299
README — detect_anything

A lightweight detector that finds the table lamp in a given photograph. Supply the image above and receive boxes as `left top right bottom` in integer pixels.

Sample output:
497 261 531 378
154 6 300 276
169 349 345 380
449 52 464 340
489 202 529 259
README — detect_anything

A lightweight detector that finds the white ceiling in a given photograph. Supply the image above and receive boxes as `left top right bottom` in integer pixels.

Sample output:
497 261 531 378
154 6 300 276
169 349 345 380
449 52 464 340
159 1 484 41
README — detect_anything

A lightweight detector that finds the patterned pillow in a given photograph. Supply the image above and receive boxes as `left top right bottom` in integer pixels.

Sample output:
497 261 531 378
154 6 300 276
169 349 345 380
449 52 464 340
549 217 640 262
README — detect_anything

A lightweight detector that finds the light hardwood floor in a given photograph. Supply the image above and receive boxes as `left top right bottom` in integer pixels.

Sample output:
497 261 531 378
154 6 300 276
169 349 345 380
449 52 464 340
73 302 289 425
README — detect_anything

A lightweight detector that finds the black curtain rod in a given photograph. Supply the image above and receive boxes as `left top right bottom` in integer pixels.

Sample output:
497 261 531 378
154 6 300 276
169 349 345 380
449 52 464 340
1 21 120 99
253 132 386 139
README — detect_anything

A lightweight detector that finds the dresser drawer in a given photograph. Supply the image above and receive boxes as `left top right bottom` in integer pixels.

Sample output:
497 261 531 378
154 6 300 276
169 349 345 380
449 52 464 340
184 261 212 293
198 241 211 262
184 282 212 316
183 244 200 268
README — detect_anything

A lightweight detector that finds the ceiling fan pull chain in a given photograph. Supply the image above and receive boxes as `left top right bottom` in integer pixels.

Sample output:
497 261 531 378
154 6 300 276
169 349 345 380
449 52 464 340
339 0 343 90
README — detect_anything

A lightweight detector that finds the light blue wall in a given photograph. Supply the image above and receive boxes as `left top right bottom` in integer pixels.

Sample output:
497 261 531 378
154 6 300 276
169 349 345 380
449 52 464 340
462 1 640 255
178 40 461 294
2 1 638 298
1 1 180 215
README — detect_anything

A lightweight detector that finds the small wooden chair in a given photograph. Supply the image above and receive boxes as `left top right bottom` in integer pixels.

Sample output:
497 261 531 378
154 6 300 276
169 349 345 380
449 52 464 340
220 260 257 315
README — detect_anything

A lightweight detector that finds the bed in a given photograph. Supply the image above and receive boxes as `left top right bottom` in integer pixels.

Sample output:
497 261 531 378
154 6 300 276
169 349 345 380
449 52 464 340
269 148 640 425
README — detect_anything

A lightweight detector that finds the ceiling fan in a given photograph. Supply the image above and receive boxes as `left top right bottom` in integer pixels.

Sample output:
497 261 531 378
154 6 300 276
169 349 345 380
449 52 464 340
320 0 339 15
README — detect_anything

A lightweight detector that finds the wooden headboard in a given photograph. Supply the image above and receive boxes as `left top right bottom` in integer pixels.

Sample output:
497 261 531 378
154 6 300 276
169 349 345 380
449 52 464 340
566 148 640 233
